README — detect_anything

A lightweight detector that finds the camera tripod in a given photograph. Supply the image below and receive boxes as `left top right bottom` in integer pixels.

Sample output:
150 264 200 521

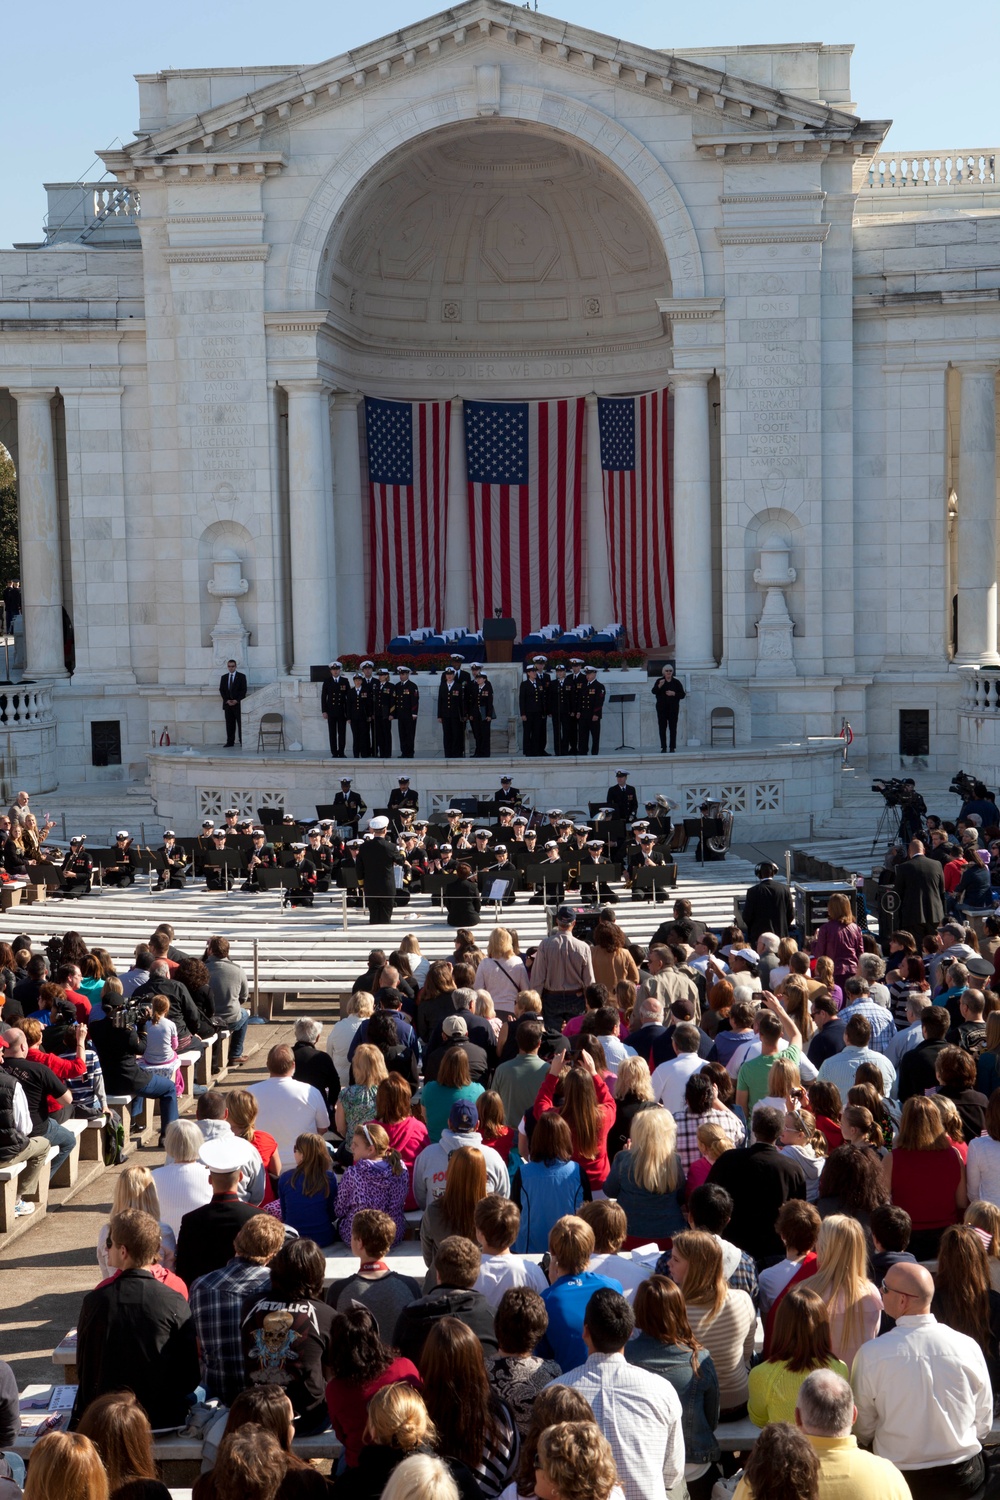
870 798 902 858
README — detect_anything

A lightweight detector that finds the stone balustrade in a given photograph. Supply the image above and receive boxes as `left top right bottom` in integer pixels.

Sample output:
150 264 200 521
958 668 1000 713
0 684 55 728
93 185 140 220
861 151 997 190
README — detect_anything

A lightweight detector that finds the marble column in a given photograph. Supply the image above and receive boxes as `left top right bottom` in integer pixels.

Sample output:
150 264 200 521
9 388 68 679
444 399 470 629
330 393 365 655
585 396 614 626
670 370 716 669
957 363 1000 665
285 379 334 676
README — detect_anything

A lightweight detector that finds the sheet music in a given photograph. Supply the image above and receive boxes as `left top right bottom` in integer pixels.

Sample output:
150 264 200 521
488 880 509 901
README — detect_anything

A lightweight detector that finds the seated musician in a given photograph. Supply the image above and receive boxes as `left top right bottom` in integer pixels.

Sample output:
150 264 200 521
580 836 617 905
626 832 670 902
104 829 138 888
204 829 232 891
61 835 94 897
283 841 317 908
154 830 187 891
241 828 277 893
480 843 517 906
529 840 565 905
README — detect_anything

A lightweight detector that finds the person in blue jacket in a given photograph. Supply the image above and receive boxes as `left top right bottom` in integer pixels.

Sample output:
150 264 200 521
278 1131 338 1245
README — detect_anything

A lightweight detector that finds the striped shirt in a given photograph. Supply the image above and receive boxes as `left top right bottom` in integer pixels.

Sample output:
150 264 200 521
549 1352 684 1500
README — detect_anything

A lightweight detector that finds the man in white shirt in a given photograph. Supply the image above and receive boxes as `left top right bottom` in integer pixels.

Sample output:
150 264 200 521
886 992 931 1079
548 1287 684 1500
852 1261 992 1498
650 1023 704 1114
248 1043 329 1161
816 1014 895 1097
579 1200 653 1304
195 1091 264 1203
757 1199 821 1318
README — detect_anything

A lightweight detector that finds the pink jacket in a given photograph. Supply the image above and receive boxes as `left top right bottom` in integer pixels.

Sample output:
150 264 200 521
811 921 865 983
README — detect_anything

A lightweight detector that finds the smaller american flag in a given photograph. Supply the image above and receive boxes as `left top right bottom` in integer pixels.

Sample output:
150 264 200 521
598 390 673 649
365 397 450 652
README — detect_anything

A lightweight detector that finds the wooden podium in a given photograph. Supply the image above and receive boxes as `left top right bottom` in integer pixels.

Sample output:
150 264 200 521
483 616 517 663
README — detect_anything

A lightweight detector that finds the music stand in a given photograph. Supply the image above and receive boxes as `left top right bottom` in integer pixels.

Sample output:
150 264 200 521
257 805 284 826
608 692 636 752
422 870 453 912
525 862 565 905
631 865 677 904
575 862 622 890
478 870 516 911
224 833 253 854
203 847 244 893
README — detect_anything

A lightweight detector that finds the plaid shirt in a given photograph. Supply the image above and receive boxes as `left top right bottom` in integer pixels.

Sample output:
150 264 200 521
656 1240 759 1311
189 1256 272 1404
673 1103 745 1169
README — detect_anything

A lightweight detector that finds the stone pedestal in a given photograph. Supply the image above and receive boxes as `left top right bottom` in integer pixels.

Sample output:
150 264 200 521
753 541 797 677
207 547 250 666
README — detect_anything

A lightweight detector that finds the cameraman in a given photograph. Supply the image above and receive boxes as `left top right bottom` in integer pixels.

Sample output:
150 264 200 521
898 779 926 843
959 780 1000 828
89 995 179 1139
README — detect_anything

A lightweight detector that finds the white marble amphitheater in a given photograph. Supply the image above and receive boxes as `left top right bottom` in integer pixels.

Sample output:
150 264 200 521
0 0 998 838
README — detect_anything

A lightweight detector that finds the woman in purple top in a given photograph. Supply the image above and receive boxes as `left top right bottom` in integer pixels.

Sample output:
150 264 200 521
811 893 865 991
335 1122 409 1245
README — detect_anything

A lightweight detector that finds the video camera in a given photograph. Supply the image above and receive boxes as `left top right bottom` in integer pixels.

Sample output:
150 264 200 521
871 777 917 808
107 996 153 1030
950 770 994 802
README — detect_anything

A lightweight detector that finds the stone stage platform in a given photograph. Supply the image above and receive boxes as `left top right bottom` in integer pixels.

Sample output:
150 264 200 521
146 738 845 840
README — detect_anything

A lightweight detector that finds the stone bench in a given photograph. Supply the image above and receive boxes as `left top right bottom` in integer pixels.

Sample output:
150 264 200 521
0 1159 27 1234
106 1094 155 1151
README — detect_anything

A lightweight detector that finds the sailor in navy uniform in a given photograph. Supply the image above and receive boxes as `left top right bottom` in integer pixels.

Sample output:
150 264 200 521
373 668 395 759
283 843 317 907
104 830 138 888
332 779 367 834
205 830 233 892
519 665 548 756
550 663 577 756
60 836 93 897
471 671 495 758
388 777 419 822
607 770 639 825
579 667 607 755
494 776 521 806
393 665 420 758
437 668 468 757
321 661 351 758
349 674 374 758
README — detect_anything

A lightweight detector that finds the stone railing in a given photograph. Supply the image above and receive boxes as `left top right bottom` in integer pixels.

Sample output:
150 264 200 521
861 151 997 191
93 185 141 220
0 684 55 727
959 667 1000 712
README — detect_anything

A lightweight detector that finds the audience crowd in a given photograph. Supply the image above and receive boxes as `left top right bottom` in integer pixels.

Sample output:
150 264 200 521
8 877 1000 1500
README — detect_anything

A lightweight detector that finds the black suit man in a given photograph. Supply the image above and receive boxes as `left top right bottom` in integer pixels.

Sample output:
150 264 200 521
394 667 420 758
894 839 947 939
579 669 606 754
519 668 547 755
438 670 468 757
742 863 794 944
355 816 405 923
219 659 247 747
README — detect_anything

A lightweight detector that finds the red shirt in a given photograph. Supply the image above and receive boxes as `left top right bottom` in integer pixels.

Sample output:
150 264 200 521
891 1145 963 1231
535 1069 616 1188
27 1045 86 1116
65 988 91 1024
97 1263 189 1299
325 1357 421 1465
252 1129 279 1205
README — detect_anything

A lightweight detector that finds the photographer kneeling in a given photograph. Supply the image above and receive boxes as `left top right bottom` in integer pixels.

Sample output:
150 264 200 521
89 994 179 1142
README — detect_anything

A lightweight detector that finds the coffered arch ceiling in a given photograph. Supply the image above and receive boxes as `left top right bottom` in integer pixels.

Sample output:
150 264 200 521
320 121 673 352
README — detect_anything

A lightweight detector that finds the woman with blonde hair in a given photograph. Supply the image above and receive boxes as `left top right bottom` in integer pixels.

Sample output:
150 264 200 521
474 992 503 1043
769 936 799 990
336 1122 408 1246
96 1166 173 1279
811 955 841 1009
608 1056 654 1159
474 930 529 1019
398 932 430 987
381 1455 461 1500
336 1043 389 1139
811 894 864 992
685 1123 733 1193
605 1108 685 1247
800 1214 881 1369
668 1230 756 1418
779 1110 824 1201
882 1093 967 1258
23 1431 108 1500
227 1088 281 1203
327 991 376 1087
334 1383 480 1500
758 1055 803 1115
779 976 814 1044
420 1146 488 1288
534 1422 619 1500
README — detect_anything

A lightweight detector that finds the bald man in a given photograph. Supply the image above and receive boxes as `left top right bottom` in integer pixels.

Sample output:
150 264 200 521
852 1260 992 1498
795 1368 909 1498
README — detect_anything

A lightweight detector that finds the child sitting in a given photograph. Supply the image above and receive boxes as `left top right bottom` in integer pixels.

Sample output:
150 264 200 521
474 1195 547 1306
142 994 178 1076
486 1287 562 1435
324 1206 421 1334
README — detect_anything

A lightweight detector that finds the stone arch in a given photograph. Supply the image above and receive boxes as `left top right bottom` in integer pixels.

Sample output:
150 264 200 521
197 518 257 650
284 81 705 309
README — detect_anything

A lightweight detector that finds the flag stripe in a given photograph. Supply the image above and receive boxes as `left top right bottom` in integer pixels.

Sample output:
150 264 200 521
598 389 674 650
465 397 585 637
365 398 451 652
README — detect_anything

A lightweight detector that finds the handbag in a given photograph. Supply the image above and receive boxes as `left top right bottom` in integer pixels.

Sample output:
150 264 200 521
710 1474 743 1500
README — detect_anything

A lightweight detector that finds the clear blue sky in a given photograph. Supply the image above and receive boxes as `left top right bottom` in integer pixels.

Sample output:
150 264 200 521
1 0 994 247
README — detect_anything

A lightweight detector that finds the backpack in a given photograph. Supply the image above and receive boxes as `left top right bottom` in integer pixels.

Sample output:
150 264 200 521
103 1110 127 1166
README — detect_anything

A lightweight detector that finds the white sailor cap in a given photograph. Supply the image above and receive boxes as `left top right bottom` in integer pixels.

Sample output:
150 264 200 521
396 664 411 673
470 662 483 670
361 660 375 668
547 807 563 816
587 838 604 848
369 815 390 831
202 819 215 829
116 829 130 838
70 835 86 845
320 819 333 827
252 828 266 837
340 777 352 785
533 654 548 662
499 806 514 815
570 656 585 665
162 830 175 839
495 844 508 852
377 666 390 675
440 842 453 851
513 815 528 825
398 776 410 783
308 827 322 836
290 841 306 850
585 664 598 673
474 829 490 838
329 661 343 670
450 653 464 660
544 840 559 849
348 838 363 848
616 768 630 777
212 830 227 840
447 808 463 816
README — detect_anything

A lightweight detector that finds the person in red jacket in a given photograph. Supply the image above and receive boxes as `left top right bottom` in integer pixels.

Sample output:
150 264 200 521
20 1015 86 1118
533 1046 616 1190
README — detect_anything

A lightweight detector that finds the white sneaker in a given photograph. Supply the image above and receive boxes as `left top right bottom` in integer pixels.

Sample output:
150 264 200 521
14 1199 35 1217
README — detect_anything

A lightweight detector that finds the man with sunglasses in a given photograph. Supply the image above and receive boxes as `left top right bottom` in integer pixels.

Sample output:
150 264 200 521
852 1262 992 1498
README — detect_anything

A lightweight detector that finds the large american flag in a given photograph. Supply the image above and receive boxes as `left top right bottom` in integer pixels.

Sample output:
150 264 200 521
464 398 585 636
598 390 674 649
365 397 450 652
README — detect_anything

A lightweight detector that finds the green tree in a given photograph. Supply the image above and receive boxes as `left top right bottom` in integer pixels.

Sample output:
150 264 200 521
0 445 20 587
